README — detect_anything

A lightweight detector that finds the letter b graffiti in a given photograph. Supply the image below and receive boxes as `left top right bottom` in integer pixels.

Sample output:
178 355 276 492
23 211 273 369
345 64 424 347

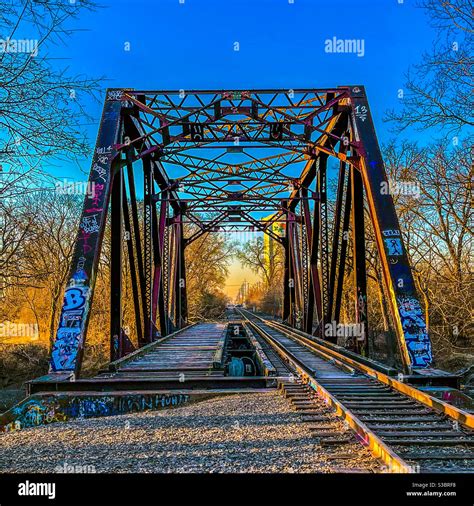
64 288 86 310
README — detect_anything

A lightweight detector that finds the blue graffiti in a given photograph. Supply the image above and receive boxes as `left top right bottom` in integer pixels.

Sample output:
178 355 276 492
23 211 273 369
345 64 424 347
398 296 433 368
63 287 87 310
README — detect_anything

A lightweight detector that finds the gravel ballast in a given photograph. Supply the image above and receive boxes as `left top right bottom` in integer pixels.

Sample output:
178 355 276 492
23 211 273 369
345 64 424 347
0 391 381 473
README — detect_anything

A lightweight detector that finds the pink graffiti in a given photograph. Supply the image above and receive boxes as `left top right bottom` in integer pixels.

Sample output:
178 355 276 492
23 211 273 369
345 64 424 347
79 230 92 254
90 183 104 208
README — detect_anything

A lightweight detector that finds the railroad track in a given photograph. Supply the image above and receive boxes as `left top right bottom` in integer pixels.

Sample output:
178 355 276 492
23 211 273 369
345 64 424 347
238 309 474 473
279 379 361 451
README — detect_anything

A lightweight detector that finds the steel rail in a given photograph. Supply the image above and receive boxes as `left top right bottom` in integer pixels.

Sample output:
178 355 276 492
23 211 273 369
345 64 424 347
237 310 414 473
262 317 474 429
237 309 474 472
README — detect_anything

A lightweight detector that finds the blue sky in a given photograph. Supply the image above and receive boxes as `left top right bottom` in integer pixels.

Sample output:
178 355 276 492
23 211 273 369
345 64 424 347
27 0 439 297
44 0 437 181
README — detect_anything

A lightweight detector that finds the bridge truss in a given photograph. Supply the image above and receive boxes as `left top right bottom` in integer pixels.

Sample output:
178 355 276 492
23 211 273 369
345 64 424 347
49 86 433 378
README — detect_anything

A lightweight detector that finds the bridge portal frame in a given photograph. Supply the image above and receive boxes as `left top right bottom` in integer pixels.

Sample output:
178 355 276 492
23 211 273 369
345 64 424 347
48 86 433 377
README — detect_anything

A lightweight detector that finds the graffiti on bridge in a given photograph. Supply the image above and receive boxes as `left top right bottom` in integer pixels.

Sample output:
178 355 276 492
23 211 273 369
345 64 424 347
397 296 433 368
0 393 190 433
50 104 120 373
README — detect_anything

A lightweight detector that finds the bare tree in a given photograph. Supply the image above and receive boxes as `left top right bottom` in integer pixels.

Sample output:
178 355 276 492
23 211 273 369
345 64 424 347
0 0 101 176
385 0 473 134
237 236 283 288
185 224 235 321
383 140 473 366
0 0 102 294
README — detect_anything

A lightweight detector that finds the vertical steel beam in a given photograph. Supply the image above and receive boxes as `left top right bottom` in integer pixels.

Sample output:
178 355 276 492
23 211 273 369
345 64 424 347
122 178 143 345
286 211 297 327
300 189 310 331
49 90 123 376
143 156 154 342
301 189 322 334
149 184 161 339
172 213 188 329
301 192 312 333
347 85 432 370
151 192 169 336
291 218 303 327
282 236 290 322
301 189 321 334
167 222 177 333
327 160 346 323
351 165 368 356
162 215 171 333
125 153 147 347
334 173 352 325
318 154 330 326
282 203 292 323
110 166 123 362
179 221 188 326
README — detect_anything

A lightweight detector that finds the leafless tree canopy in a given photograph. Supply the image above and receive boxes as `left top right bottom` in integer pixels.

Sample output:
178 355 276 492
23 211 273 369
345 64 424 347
385 0 473 134
0 0 102 171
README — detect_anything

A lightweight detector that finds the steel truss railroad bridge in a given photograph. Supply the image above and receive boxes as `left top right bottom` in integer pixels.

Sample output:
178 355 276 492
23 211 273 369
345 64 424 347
48 86 435 378
3 88 473 471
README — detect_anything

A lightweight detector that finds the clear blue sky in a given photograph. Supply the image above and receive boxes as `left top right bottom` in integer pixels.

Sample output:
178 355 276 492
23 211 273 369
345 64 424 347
42 0 437 180
20 0 439 297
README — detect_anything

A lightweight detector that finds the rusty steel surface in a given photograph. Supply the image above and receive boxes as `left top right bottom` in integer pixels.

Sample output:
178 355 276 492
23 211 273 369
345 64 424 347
44 87 435 381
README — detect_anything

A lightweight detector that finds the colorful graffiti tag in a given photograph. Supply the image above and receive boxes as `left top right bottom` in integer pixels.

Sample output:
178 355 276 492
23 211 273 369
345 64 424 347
0 393 190 433
379 228 433 368
2 398 67 432
397 295 433 368
51 285 90 371
382 229 403 256
49 95 122 373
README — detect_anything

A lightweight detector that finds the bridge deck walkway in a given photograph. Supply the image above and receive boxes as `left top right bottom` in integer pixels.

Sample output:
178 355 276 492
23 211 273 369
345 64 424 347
101 322 228 380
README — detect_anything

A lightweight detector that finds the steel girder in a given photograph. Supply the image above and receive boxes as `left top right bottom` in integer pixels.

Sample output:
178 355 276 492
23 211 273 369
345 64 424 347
48 86 433 377
50 96 123 375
